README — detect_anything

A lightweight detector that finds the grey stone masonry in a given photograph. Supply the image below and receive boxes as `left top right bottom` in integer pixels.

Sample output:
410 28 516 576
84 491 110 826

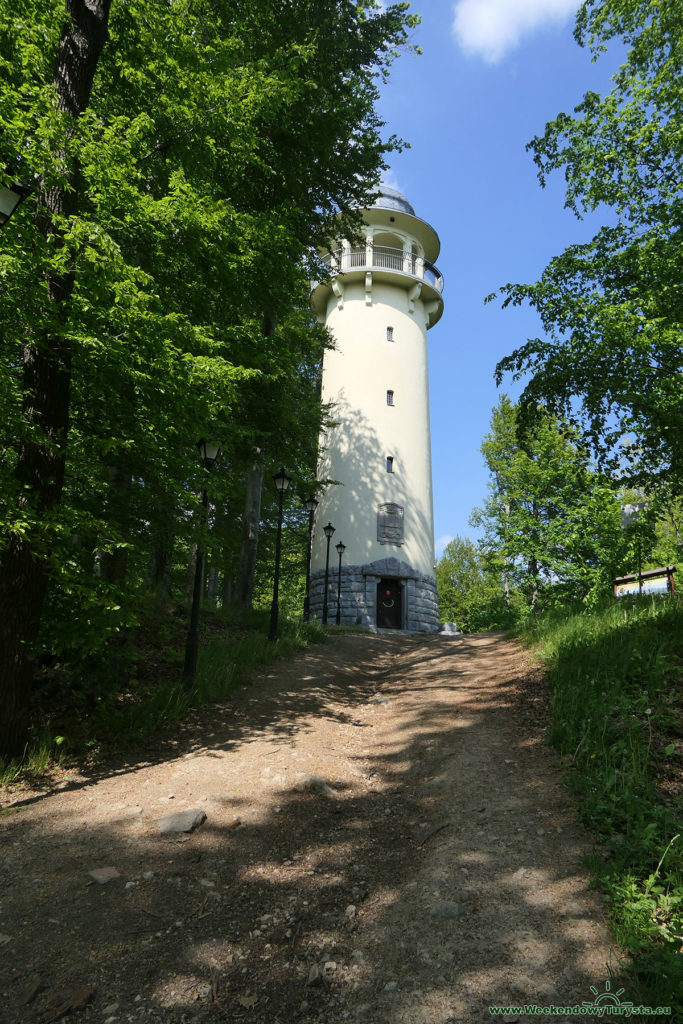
309 556 439 633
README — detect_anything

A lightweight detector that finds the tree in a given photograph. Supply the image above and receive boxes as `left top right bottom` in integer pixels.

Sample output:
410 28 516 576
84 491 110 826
653 495 683 565
493 0 683 493
0 0 420 758
435 536 512 633
471 397 627 610
0 0 113 758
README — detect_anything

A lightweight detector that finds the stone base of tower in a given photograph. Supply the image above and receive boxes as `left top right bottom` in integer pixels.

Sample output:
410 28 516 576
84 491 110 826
309 557 439 633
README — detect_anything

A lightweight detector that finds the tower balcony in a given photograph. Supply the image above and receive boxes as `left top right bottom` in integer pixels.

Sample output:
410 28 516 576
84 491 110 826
310 245 444 326
323 245 443 292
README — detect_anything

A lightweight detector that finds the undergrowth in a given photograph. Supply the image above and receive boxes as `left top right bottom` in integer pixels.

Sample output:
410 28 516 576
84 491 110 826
520 597 683 1015
0 605 327 788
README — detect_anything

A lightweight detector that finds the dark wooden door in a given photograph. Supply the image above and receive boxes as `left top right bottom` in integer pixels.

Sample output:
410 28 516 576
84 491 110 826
376 579 402 629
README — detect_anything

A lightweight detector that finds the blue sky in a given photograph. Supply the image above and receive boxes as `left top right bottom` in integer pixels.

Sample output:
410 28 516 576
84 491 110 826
375 0 622 554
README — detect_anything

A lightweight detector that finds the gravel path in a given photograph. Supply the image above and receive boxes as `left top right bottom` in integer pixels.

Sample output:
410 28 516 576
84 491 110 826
0 632 619 1023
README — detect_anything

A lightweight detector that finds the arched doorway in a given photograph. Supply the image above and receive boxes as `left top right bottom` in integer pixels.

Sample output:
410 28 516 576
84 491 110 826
377 578 402 629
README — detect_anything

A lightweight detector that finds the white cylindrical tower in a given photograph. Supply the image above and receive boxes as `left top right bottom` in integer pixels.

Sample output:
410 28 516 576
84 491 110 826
309 185 444 631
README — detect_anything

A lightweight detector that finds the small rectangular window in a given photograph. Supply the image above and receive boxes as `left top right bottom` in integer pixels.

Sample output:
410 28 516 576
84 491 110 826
386 326 394 342
386 456 394 473
386 390 394 406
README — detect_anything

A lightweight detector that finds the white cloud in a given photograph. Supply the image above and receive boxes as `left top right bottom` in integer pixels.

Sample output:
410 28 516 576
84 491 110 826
452 0 579 63
380 171 402 192
435 534 454 558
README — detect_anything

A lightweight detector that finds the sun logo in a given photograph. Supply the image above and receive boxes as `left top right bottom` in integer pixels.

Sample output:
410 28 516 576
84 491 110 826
583 980 633 1008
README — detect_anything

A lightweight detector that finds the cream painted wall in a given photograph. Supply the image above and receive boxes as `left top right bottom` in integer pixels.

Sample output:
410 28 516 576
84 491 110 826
312 275 436 576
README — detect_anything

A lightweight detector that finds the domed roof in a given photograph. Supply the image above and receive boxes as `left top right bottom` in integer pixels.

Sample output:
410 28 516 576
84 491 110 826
371 183 415 217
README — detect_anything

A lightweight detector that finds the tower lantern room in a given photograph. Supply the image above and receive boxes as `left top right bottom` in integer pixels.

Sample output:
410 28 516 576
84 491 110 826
309 184 444 632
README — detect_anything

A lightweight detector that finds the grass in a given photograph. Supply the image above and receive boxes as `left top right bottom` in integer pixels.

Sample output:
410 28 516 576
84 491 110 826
519 596 683 1015
194 613 326 702
0 739 67 790
0 605 327 789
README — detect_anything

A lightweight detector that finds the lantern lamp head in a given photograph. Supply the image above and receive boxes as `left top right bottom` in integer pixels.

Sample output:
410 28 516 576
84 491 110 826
323 522 335 540
273 467 292 492
197 438 220 465
0 181 30 227
304 495 319 514
336 541 346 556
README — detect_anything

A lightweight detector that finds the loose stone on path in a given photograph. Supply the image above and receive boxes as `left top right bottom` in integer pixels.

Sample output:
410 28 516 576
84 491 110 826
158 808 207 834
88 866 121 884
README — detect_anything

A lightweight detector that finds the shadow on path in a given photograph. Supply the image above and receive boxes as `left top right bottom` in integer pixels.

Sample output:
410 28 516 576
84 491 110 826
0 633 618 1024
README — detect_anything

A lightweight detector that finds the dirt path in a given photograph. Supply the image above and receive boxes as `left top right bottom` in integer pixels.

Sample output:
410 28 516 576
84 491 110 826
1 632 619 1024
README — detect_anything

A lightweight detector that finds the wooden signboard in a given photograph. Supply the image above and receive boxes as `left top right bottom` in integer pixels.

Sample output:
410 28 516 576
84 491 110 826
614 565 676 598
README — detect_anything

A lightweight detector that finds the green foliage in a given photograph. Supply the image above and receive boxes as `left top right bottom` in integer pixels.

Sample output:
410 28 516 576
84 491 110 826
0 605 327 779
435 535 517 632
0 739 66 789
521 596 683 1011
493 0 683 493
0 0 420 748
472 396 630 614
652 495 683 568
195 613 325 703
251 503 311 623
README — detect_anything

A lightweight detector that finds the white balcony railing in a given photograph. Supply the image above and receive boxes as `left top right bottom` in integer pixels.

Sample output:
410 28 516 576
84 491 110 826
321 246 443 294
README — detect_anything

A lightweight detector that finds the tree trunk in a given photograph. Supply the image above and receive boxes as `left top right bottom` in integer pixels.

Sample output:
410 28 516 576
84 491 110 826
502 499 511 611
529 555 539 612
100 465 131 585
207 566 219 607
528 500 540 613
233 450 264 607
667 508 682 547
147 531 174 598
146 495 175 599
0 0 111 759
185 543 198 604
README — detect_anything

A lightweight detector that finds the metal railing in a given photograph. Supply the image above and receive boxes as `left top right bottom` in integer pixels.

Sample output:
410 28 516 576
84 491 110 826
321 246 443 293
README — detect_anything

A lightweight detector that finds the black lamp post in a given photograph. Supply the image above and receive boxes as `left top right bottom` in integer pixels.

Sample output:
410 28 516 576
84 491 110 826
268 467 292 642
0 181 29 227
335 541 346 626
322 522 335 624
303 495 319 621
182 439 220 686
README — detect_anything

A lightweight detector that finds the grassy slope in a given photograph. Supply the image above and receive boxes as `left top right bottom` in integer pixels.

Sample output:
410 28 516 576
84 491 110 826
0 606 326 787
520 597 683 1014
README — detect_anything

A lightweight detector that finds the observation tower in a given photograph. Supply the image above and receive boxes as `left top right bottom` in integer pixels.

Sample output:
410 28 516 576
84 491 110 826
309 184 444 631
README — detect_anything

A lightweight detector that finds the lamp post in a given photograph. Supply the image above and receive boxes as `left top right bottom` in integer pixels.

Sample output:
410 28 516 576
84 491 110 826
268 467 292 642
335 541 346 626
322 522 335 624
0 180 29 227
182 439 220 686
303 495 319 621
